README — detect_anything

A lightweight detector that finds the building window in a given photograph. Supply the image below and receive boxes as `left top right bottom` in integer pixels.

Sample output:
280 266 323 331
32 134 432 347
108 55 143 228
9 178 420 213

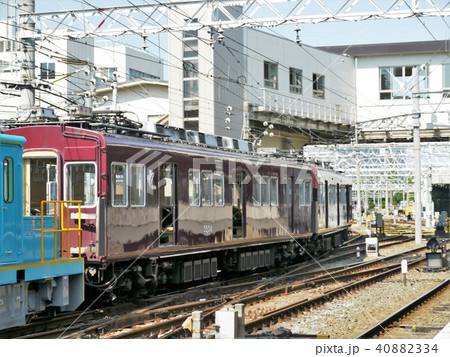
129 68 159 80
130 164 145 206
111 163 127 207
95 67 117 86
183 25 199 125
183 100 199 119
0 40 15 53
184 119 199 131
312 73 325 98
40 62 55 80
380 65 428 100
289 67 302 94
183 38 199 58
66 162 96 207
183 60 198 78
184 80 198 98
3 157 13 203
264 61 278 89
443 64 450 98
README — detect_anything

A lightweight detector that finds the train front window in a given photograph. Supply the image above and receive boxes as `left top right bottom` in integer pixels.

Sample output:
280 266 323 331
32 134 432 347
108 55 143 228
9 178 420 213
305 181 311 206
66 163 96 206
3 157 13 203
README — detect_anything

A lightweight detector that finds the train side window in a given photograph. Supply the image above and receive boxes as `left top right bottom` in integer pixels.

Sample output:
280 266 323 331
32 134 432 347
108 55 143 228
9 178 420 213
329 185 337 205
270 177 278 206
340 187 346 205
3 157 13 203
252 176 261 206
284 177 292 205
66 162 96 206
130 163 145 207
318 183 324 206
261 176 270 206
201 171 213 206
188 169 200 206
299 181 305 206
305 181 311 206
111 163 128 207
213 172 224 206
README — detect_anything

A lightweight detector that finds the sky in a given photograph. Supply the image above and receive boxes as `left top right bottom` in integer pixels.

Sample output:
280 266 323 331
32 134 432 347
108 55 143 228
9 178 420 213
1 0 449 80
1 0 449 47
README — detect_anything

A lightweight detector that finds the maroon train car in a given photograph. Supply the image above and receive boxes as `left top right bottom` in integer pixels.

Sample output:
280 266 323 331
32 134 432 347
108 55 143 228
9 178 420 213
6 123 351 300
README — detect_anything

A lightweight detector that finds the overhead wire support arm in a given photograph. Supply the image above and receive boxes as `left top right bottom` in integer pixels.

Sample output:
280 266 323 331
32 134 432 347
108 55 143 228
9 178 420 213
23 0 450 39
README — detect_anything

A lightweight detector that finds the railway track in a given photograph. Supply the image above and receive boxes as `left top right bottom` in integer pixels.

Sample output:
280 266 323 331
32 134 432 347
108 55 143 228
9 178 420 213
101 246 426 339
2 239 427 339
242 258 426 336
356 278 450 339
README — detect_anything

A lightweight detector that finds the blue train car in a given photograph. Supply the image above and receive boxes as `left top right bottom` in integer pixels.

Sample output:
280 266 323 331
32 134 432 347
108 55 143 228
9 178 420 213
0 133 84 330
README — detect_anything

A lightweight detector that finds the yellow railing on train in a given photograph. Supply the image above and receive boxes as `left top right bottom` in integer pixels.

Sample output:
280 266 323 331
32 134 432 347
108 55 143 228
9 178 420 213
40 200 83 262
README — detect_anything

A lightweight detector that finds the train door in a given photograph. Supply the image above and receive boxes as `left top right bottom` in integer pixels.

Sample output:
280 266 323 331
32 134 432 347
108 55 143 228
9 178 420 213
159 163 177 245
23 153 58 215
325 181 329 228
286 177 294 232
232 170 246 238
0 154 20 263
337 183 340 226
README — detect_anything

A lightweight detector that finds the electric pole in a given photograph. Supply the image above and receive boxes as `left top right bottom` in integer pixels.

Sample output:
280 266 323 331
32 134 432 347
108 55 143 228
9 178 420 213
19 0 36 120
412 66 422 245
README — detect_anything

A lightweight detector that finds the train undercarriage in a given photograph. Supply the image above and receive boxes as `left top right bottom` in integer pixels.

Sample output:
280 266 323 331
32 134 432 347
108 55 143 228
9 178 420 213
83 228 349 303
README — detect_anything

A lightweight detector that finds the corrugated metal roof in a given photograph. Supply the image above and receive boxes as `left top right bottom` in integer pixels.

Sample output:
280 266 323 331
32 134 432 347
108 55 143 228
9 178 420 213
318 40 450 57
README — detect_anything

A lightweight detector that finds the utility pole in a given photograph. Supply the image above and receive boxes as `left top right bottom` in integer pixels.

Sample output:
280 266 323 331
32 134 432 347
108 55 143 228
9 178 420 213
412 66 422 245
19 0 35 120
355 126 362 228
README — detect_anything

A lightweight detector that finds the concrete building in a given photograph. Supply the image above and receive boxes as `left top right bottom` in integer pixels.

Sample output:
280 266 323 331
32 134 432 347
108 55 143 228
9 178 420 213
321 41 450 142
0 21 94 120
167 6 356 149
0 21 165 122
2 17 450 151
95 78 168 128
93 44 163 84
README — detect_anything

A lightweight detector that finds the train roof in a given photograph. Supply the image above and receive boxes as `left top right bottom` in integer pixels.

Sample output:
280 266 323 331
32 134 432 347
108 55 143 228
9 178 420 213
0 133 26 147
316 165 352 185
4 121 314 169
2 119 350 179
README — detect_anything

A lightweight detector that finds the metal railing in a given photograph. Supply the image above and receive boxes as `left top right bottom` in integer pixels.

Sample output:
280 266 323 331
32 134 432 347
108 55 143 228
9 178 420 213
254 88 356 125
40 200 83 262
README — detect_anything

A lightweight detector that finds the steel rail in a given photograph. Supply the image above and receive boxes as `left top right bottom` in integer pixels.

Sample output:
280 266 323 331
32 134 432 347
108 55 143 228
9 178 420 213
355 278 450 339
243 258 425 334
